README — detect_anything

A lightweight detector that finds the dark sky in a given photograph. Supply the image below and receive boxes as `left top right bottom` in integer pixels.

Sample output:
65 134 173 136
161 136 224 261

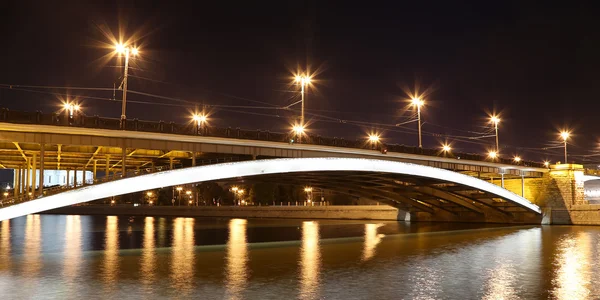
1 1 600 163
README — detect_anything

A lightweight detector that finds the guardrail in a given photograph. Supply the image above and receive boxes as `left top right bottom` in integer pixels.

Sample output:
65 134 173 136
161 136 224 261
0 108 545 168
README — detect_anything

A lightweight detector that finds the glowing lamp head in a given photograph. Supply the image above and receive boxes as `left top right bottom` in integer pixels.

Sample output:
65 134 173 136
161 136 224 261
293 125 305 135
149 201 153 204
74 105 80 111
238 189 245 195
146 191 153 197
490 116 500 125
186 190 192 195
514 156 521 163
304 187 313 193
115 43 125 54
560 131 570 141
442 144 451 152
231 186 238 192
368 134 380 143
131 47 139 56
488 151 498 159
176 187 183 191
63 103 71 110
3 192 7 197
411 97 424 107
189 200 192 204
544 161 550 167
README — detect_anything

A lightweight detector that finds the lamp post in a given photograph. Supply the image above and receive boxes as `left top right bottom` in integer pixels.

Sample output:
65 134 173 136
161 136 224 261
63 102 80 125
292 124 305 144
304 187 313 204
176 186 183 206
114 43 139 129
490 116 500 153
368 134 380 150
411 98 424 148
560 131 570 163
488 150 498 160
295 74 312 128
186 190 192 206
192 113 207 135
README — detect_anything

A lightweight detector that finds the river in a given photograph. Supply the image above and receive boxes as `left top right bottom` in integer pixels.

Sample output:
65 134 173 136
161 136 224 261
0 215 597 299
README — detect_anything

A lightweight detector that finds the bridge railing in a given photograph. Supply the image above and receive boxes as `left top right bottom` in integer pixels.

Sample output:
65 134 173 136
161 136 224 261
0 108 545 168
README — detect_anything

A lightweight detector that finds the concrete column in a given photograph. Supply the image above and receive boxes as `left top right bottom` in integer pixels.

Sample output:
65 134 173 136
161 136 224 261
25 158 30 195
38 144 44 196
93 159 97 182
105 155 110 179
31 153 37 196
169 157 174 170
74 167 78 187
82 167 86 185
66 169 70 187
13 168 19 198
19 166 24 195
521 172 525 197
121 142 126 178
191 152 196 167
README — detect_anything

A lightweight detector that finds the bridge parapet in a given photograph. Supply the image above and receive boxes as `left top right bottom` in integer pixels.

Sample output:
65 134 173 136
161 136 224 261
0 108 545 169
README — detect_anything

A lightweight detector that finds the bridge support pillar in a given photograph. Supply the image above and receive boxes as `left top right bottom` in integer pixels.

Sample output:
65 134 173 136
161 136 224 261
13 167 20 198
121 144 126 178
93 159 97 182
82 167 86 185
31 153 37 197
19 165 24 195
191 152 196 167
66 169 70 187
25 157 30 197
105 155 110 179
38 143 44 196
74 168 78 187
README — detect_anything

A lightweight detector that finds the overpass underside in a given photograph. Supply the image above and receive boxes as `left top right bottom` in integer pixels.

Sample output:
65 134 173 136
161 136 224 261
226 171 542 223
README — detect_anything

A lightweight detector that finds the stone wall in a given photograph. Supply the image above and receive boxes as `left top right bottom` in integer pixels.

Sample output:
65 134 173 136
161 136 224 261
44 205 406 221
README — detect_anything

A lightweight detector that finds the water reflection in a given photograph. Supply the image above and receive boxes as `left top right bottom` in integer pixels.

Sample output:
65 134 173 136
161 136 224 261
102 216 119 285
141 217 156 285
23 214 41 277
362 223 384 261
552 231 592 299
226 219 248 300
0 220 10 270
299 221 321 300
483 262 518 300
63 215 82 280
171 218 195 292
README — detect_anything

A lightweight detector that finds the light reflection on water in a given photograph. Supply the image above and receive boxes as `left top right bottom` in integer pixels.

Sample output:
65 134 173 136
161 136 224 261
226 218 248 300
102 216 119 286
362 223 384 261
170 217 195 293
63 215 82 280
3 215 600 299
22 214 41 277
141 217 156 286
552 231 592 299
299 221 321 300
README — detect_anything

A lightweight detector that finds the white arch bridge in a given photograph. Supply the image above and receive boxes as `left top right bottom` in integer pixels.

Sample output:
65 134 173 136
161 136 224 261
0 158 542 222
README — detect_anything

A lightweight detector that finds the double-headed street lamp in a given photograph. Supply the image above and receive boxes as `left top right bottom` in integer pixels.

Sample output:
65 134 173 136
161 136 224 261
63 102 80 125
490 115 500 153
411 97 424 148
560 131 570 163
114 43 139 129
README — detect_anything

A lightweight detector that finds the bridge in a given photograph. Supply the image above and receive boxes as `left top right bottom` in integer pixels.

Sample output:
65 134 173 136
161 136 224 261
0 109 592 224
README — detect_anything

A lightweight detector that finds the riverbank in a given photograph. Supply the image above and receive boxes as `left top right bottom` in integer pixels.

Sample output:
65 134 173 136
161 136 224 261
43 204 405 220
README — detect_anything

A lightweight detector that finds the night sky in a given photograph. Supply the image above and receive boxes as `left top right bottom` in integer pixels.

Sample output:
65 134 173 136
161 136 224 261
1 1 600 163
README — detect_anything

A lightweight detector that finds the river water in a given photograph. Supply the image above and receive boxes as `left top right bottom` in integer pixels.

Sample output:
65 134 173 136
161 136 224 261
0 215 598 299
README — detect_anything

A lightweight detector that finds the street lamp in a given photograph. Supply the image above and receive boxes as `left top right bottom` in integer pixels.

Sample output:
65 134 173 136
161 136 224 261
411 97 424 148
368 134 380 149
544 161 550 168
114 42 140 129
304 187 313 202
295 74 312 128
488 150 498 160
192 113 208 135
560 131 570 163
292 124 305 143
490 115 500 153
63 102 80 124
176 186 183 206
441 144 451 155
513 156 521 164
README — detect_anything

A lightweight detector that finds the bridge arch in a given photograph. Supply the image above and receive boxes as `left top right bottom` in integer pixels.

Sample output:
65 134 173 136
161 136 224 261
0 157 541 221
